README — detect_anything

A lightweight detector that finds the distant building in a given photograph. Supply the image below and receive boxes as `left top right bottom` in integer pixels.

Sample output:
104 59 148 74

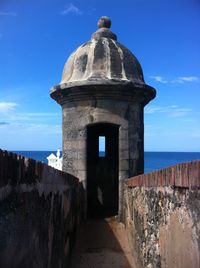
47 149 62 170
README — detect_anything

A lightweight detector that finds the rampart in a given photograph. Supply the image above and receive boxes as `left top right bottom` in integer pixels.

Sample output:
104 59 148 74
0 150 82 268
0 150 199 268
123 160 200 268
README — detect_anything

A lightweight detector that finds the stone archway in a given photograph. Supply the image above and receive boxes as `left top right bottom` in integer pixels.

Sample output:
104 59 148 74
87 123 119 218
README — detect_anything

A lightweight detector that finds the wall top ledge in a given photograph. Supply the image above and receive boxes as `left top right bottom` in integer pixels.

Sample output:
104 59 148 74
126 160 200 189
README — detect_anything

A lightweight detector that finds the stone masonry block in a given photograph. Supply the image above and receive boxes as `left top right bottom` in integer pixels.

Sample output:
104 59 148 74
77 150 86 160
119 171 129 180
120 159 129 171
77 171 86 182
73 160 86 171
119 150 129 160
119 128 128 140
63 150 78 159
119 139 129 151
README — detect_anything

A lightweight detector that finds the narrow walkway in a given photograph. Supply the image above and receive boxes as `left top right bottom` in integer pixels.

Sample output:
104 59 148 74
70 217 136 268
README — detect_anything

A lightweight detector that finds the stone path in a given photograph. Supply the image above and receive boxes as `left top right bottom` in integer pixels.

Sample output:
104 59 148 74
70 217 136 268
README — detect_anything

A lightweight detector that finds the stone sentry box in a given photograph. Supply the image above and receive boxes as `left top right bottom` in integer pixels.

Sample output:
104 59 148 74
50 17 156 218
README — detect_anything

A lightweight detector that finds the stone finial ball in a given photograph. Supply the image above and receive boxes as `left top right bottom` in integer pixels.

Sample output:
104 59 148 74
98 16 111 29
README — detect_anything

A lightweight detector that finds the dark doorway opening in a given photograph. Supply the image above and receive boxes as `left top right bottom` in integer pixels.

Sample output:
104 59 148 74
87 123 119 218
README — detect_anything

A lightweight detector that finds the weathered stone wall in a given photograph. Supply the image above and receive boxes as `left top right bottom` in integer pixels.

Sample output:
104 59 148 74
0 150 82 268
123 160 200 268
62 98 144 218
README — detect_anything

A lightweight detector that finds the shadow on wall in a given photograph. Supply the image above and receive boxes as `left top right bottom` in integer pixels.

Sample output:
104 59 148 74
0 150 83 268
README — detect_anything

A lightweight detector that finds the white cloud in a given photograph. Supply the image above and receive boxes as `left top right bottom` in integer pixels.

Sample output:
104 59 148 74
61 3 82 15
150 76 168 83
180 76 199 82
0 102 18 112
150 75 199 84
8 112 60 123
0 103 61 150
0 102 60 127
173 76 199 83
145 105 192 118
169 108 192 118
144 106 163 114
0 11 17 16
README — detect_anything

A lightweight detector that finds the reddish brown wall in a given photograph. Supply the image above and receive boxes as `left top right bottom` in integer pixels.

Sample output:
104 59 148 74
123 160 200 268
126 160 200 189
0 150 82 268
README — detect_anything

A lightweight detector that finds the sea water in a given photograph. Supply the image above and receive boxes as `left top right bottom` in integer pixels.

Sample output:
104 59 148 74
14 151 200 173
144 152 200 173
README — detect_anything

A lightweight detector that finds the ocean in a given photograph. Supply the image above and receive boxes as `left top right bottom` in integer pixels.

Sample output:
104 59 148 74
13 151 200 173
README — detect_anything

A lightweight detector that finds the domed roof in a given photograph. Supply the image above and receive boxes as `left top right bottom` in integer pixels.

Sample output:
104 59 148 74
60 17 145 86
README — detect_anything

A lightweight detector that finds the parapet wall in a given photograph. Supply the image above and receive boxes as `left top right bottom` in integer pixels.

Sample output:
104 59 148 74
0 150 82 268
123 160 200 268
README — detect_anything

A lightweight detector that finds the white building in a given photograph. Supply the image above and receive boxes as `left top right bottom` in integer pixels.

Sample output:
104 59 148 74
47 149 62 171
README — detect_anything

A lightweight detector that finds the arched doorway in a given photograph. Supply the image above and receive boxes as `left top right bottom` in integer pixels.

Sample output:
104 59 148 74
87 123 119 218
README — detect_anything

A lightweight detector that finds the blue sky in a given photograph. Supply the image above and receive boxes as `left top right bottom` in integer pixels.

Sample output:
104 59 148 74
0 0 200 151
